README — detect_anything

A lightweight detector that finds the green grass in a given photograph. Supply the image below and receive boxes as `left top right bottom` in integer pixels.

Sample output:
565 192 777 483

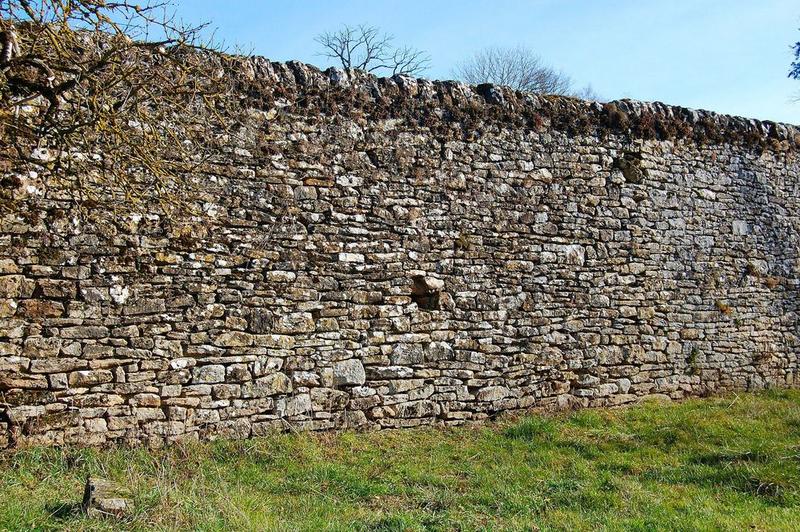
2 390 800 531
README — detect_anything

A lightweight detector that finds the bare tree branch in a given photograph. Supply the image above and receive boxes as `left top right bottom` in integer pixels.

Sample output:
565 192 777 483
315 24 430 76
383 45 431 76
0 0 236 215
574 84 604 102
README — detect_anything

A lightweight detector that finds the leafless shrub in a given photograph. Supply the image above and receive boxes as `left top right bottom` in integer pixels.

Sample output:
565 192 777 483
0 0 236 215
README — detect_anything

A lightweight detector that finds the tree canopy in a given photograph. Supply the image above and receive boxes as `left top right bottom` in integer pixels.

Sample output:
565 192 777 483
455 46 573 96
315 24 430 76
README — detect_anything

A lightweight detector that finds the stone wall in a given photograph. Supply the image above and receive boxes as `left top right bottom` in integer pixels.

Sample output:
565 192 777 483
1 59 799 448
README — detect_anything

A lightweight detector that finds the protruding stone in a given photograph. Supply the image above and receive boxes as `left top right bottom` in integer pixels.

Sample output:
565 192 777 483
332 359 366 386
476 386 512 402
421 276 444 291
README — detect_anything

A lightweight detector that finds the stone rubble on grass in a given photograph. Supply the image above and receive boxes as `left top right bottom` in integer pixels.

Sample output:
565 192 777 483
82 477 129 518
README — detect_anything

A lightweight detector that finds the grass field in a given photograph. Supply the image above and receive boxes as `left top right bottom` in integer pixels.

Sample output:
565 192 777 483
1 390 799 531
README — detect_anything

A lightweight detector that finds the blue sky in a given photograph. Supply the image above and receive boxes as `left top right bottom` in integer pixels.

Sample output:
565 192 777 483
175 0 800 124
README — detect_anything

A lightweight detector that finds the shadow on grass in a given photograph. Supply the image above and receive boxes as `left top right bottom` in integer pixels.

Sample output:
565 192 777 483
690 450 769 466
44 501 82 521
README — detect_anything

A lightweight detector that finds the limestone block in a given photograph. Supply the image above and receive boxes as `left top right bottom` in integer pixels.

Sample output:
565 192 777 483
476 386 512 402
82 478 129 518
255 372 292 395
274 313 315 334
192 365 225 384
213 331 254 347
332 359 366 386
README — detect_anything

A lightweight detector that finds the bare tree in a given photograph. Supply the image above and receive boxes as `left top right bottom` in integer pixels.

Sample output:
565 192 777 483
0 0 234 214
315 24 430 76
574 84 604 102
455 46 573 95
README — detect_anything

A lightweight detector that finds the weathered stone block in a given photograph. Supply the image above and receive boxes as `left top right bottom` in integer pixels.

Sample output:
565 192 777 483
390 344 424 366
61 326 109 339
255 372 292 395
17 300 64 318
476 386 512 402
30 358 86 374
124 299 166 316
278 393 312 417
214 331 253 347
192 365 225 384
338 253 365 263
332 359 366 386
0 275 35 298
248 308 274 333
310 387 349 411
68 370 114 387
0 299 17 318
366 366 414 379
274 312 315 334
129 393 161 407
83 477 129 517
253 334 295 349
227 363 251 382
24 336 61 358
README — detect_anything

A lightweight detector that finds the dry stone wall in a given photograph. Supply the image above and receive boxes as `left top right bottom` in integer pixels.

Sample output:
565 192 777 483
1 59 799 448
